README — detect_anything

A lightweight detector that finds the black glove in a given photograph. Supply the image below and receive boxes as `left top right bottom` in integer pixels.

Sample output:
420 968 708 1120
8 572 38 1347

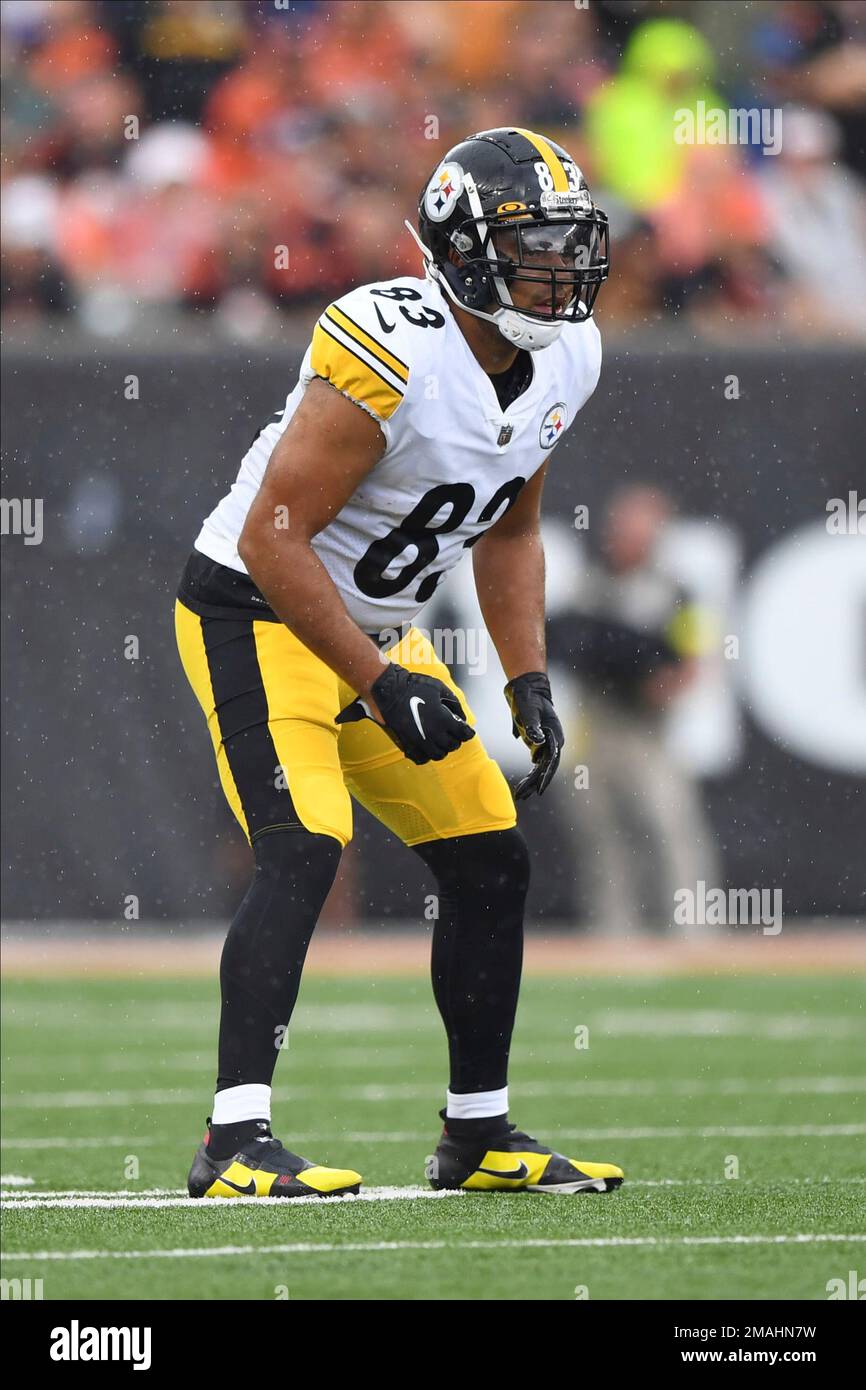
335 662 475 765
504 670 564 799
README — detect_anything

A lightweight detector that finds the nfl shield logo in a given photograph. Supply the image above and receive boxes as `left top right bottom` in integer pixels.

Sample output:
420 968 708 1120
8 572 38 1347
497 424 514 447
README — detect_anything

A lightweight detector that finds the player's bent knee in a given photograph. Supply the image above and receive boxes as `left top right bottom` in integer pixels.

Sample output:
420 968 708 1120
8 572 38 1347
413 825 531 905
251 826 343 893
477 825 531 902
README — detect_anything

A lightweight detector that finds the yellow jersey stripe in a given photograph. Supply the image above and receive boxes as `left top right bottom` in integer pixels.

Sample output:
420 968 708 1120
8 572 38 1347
324 305 410 383
514 127 569 192
311 321 405 420
315 320 406 397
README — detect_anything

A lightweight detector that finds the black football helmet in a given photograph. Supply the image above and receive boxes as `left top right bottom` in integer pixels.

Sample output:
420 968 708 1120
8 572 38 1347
408 127 609 350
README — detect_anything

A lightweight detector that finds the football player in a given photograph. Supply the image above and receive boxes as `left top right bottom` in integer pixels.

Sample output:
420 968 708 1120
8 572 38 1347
176 128 624 1198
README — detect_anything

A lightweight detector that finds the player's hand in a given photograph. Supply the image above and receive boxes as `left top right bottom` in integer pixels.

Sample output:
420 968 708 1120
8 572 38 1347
336 662 475 765
504 671 564 799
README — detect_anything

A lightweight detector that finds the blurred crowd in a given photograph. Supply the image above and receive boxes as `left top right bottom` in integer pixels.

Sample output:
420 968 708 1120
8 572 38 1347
3 0 865 340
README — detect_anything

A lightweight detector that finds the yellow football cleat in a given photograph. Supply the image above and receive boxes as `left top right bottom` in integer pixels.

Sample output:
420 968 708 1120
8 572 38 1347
428 1112 623 1194
188 1120 362 1199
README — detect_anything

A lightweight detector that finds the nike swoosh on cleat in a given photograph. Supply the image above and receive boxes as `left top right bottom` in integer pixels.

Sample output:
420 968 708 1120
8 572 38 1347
409 696 426 739
476 1162 529 1181
218 1176 257 1195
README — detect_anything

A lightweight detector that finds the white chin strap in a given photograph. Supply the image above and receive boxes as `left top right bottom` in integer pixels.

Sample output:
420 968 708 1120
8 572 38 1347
489 307 564 350
404 218 564 352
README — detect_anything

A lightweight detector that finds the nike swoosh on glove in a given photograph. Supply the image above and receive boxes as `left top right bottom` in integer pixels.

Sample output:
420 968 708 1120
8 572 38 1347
504 670 564 799
335 662 475 765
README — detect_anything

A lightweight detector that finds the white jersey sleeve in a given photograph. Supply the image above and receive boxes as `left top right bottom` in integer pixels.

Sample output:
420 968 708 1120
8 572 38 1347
300 283 415 441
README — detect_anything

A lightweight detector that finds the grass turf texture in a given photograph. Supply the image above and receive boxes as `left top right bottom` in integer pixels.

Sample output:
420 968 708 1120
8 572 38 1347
2 973 864 1301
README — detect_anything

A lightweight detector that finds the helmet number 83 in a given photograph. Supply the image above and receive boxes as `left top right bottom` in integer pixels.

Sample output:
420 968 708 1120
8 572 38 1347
354 478 526 602
535 160 582 193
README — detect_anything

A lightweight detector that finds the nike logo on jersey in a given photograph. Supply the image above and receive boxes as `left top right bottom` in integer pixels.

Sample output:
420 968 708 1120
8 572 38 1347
477 1162 530 1181
409 696 426 738
373 302 396 335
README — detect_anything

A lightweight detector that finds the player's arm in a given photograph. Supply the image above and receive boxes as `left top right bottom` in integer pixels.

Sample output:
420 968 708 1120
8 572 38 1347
237 377 473 763
472 462 549 680
472 462 563 797
237 377 389 704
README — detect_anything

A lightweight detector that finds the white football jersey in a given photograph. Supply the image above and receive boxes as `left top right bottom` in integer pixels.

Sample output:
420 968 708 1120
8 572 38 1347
195 275 601 632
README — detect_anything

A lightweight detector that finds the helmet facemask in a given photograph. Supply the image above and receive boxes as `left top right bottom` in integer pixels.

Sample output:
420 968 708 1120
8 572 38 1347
434 195 609 348
482 216 609 324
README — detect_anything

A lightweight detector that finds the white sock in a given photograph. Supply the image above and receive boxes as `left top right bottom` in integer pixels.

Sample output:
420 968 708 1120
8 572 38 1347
211 1083 271 1126
446 1086 508 1120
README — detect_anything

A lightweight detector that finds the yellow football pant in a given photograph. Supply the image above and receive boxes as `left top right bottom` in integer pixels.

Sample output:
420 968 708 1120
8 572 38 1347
174 600 517 848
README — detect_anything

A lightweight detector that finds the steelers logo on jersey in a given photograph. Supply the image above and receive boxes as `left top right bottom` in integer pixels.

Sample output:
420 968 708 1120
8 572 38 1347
539 402 567 449
424 162 465 222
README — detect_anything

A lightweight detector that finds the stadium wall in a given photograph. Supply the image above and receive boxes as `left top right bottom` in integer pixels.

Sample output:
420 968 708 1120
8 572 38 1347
2 342 863 924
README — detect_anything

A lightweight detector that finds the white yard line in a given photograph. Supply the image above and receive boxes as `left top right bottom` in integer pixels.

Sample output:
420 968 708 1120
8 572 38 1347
0 1186 467 1210
2 1004 429 1034
595 1010 864 1039
1 1089 205 1110
3 1177 865 1203
5 1006 862 1041
11 1037 866 1076
2 1234 864 1263
4 1076 866 1108
552 1124 866 1139
0 1137 162 1150
2 1123 864 1151
349 1077 866 1100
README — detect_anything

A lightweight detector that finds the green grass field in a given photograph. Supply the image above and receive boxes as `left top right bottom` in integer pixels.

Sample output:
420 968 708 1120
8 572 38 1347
2 971 864 1301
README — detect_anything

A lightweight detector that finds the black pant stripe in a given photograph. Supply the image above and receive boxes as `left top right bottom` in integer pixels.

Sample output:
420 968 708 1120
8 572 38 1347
201 617 303 839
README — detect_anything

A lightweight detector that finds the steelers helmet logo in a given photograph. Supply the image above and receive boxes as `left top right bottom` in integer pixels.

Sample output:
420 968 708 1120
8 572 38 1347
424 162 465 222
539 402 567 449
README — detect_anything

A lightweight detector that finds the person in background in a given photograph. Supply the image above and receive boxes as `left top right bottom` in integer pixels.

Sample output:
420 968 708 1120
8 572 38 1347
548 487 722 937
584 17 721 214
758 106 866 340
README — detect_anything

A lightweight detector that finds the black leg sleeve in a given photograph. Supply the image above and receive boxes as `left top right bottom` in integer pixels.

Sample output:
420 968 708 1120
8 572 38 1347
411 827 530 1095
215 829 342 1090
